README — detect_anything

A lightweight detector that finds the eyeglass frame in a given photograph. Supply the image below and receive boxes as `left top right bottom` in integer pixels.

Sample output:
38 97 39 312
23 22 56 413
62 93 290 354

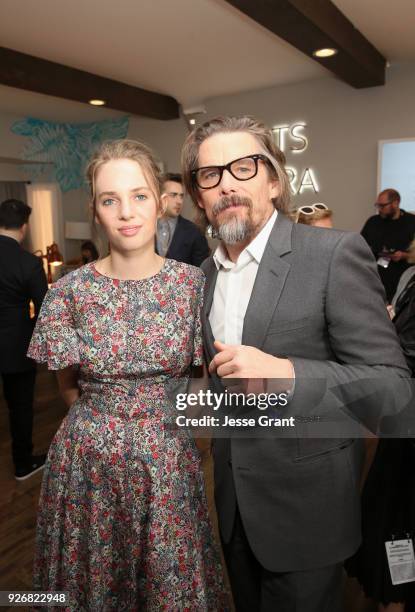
374 199 396 209
191 154 270 190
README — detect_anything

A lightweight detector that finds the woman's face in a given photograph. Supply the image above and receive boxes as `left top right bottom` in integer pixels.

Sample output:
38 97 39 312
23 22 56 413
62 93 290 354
94 158 159 253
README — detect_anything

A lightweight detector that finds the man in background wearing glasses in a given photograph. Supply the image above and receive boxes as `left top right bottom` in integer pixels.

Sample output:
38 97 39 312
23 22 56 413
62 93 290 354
181 116 410 612
361 188 415 302
156 172 209 266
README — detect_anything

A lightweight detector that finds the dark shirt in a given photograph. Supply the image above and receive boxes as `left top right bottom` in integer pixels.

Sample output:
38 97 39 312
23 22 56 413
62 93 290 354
394 274 415 376
361 209 415 302
156 215 210 267
0 235 48 372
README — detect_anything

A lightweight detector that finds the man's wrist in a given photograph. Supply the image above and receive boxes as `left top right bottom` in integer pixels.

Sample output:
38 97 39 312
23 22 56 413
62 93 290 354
276 356 295 380
264 358 295 397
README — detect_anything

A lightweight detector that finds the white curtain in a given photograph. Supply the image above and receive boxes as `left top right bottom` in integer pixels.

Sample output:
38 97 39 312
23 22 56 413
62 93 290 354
25 183 65 264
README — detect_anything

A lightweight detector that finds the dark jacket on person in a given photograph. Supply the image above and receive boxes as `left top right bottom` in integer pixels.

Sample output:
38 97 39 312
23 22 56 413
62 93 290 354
394 275 415 375
202 214 410 573
164 215 209 267
0 235 48 372
361 210 415 302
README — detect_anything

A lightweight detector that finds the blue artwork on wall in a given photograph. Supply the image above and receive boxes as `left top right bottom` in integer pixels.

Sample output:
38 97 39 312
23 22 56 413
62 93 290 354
11 116 129 192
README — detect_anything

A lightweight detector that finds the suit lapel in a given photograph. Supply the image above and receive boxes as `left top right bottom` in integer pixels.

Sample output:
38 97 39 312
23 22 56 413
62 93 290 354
166 215 181 259
242 213 293 348
201 257 218 360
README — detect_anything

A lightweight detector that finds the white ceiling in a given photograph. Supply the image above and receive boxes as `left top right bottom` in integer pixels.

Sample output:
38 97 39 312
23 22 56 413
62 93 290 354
333 0 415 61
0 0 414 122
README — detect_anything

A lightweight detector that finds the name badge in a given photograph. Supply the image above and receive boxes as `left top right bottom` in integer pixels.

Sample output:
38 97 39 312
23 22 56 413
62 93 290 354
377 256 391 269
385 538 415 585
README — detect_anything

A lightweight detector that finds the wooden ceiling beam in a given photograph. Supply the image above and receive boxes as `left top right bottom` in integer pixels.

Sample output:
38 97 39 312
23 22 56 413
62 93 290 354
225 0 386 88
0 46 180 120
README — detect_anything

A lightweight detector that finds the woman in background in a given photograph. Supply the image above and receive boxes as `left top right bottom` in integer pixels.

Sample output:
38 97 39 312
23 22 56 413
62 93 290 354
28 139 228 610
294 203 333 228
80 239 99 263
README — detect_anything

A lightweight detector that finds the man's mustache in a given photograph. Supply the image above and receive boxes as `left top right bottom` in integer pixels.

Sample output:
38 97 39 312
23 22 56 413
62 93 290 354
212 196 252 217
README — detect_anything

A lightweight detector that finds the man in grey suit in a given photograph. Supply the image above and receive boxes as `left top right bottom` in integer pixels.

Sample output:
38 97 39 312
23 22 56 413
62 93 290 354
181 116 411 612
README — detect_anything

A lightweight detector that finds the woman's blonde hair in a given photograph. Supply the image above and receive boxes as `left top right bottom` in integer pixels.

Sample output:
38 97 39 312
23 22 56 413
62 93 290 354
85 139 163 255
295 208 333 226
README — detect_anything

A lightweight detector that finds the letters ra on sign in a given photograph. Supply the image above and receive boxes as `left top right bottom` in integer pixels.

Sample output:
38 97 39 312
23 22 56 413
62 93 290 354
272 123 319 194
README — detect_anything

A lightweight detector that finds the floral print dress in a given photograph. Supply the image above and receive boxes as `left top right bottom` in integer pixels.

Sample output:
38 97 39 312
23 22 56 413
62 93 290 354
28 259 229 611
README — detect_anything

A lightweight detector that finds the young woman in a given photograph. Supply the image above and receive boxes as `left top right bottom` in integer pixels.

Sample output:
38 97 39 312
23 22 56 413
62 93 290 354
28 139 228 610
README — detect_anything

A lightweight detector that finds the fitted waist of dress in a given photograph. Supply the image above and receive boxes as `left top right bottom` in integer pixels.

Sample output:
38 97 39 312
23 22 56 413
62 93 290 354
77 376 183 420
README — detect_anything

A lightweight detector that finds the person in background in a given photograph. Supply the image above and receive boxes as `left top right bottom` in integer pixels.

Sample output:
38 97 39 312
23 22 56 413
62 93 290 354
294 203 333 228
390 239 415 317
156 172 210 266
347 240 415 612
80 240 99 263
361 189 415 303
65 240 99 267
28 140 228 610
0 198 48 480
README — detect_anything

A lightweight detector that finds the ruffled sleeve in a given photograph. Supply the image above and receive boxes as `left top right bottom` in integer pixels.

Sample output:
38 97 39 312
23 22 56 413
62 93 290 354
192 271 205 367
27 280 80 370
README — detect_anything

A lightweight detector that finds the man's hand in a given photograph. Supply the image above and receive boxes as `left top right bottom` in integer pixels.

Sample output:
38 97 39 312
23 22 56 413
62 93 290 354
209 340 294 379
390 250 408 262
386 304 395 319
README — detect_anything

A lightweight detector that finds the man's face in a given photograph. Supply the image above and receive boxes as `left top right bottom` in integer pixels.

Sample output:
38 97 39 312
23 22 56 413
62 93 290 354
375 192 399 219
195 132 278 245
162 180 184 217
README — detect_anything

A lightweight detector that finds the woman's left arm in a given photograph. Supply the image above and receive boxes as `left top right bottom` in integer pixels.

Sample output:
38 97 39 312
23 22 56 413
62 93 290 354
56 366 80 408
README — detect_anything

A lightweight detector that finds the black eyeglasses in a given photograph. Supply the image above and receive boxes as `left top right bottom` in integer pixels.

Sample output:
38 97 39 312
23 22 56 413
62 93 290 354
374 200 394 209
192 154 269 189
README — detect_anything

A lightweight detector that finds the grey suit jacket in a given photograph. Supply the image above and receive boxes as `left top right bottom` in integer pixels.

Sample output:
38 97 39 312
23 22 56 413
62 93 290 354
201 213 411 572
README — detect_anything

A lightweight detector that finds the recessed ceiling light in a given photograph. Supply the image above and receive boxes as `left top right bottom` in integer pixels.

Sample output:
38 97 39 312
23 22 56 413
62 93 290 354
88 99 106 106
189 118 196 125
313 47 337 58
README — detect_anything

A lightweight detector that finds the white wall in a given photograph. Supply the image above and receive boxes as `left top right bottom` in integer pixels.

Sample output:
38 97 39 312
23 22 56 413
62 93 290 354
203 61 415 232
1 60 414 255
0 113 32 181
0 111 188 258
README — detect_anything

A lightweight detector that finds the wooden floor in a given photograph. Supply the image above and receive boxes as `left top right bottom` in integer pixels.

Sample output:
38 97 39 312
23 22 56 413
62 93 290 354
0 367 66 611
0 367 376 611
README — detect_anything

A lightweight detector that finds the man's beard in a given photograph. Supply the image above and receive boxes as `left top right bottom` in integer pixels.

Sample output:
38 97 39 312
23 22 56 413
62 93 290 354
211 195 255 245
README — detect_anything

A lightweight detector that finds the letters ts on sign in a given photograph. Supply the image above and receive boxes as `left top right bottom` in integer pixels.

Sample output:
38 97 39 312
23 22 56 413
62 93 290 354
272 124 308 153
272 123 319 195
